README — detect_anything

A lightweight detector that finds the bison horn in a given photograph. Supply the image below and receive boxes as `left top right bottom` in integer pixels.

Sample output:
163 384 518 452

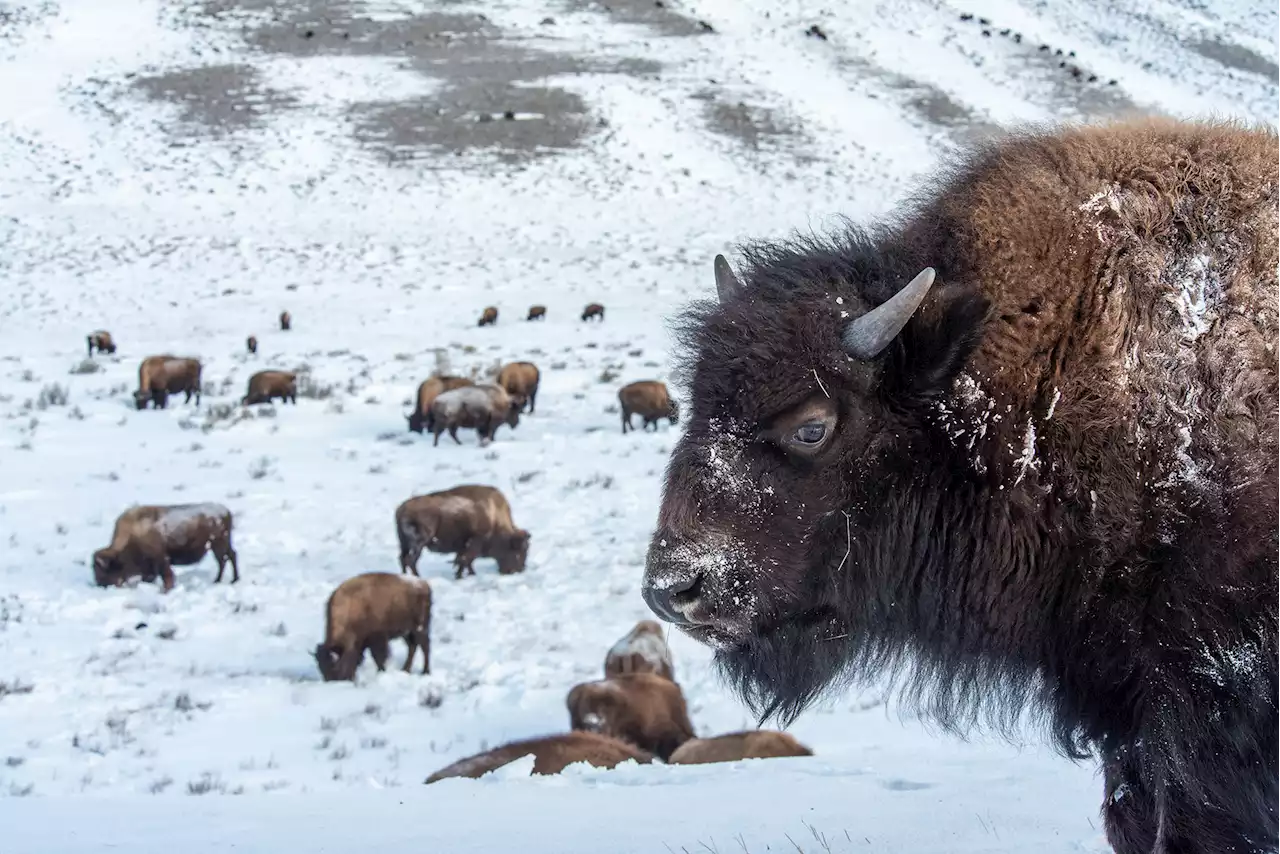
714 254 742 303
841 267 937 359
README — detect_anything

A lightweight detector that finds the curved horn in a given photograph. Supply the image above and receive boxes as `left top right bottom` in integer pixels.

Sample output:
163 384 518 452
841 267 936 359
714 254 742 303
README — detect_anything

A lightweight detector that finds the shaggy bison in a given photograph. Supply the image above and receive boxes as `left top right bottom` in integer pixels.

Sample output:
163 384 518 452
566 673 694 760
86 330 116 356
497 361 540 414
424 732 651 784
427 384 519 446
527 305 546 321
279 311 291 331
618 380 678 433
581 303 605 322
242 370 296 405
668 731 813 765
478 306 498 327
314 572 432 682
407 375 474 434
641 118 1278 853
395 485 530 578
93 503 238 592
246 335 257 355
604 620 674 681
133 356 202 410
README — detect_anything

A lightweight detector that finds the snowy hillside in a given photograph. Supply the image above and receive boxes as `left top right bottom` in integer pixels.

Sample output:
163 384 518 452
0 0 1274 849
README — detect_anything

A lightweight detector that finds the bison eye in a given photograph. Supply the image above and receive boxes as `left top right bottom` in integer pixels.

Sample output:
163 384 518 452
793 422 827 445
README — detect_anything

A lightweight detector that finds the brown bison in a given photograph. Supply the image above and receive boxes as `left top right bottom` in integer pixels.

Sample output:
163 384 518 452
566 673 694 760
246 335 257 355
86 330 116 356
478 306 498 327
527 305 546 321
427 384 520 446
92 503 239 592
668 731 813 765
242 370 297 405
314 572 432 682
581 303 605 322
604 619 674 681
407 375 474 434
496 361 540 414
424 732 651 784
395 485 530 579
279 310 291 331
619 380 678 433
641 119 1278 853
133 356 202 410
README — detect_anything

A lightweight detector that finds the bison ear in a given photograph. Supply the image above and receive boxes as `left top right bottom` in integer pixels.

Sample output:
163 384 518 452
714 254 742 303
894 284 990 398
842 268 936 359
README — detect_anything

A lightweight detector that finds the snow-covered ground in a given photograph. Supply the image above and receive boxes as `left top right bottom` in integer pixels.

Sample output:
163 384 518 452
0 0 1274 849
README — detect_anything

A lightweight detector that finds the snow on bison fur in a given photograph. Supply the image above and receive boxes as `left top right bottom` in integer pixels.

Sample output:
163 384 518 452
604 619 675 681
395 485 530 578
314 572 432 682
406 375 473 434
424 732 651 784
668 730 813 765
566 673 694 760
641 119 1278 853
427 384 520 446
93 503 239 592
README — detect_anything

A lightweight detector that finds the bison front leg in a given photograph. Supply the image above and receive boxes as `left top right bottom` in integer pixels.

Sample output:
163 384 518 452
158 558 176 593
367 636 391 672
528 388 537 414
621 409 631 434
454 539 482 579
448 425 462 445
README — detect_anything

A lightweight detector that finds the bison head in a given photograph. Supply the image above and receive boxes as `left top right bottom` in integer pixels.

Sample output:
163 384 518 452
641 243 987 723
132 389 151 410
495 529 531 575
504 401 521 429
406 412 425 434
314 644 345 682
91 549 119 587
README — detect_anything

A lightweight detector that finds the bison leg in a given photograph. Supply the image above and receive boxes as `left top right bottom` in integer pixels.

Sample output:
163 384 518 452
400 634 417 673
158 560 176 593
432 427 442 447
367 636 390 671
411 626 430 674
336 645 364 681
457 538 482 577
621 409 630 434
400 543 424 577
448 425 461 445
528 388 537 414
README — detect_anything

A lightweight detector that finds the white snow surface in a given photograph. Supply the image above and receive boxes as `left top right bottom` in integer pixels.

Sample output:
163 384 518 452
0 0 1274 849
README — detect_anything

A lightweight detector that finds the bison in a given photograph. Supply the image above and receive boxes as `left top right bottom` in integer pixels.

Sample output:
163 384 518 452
407 375 474 434
279 311 291 331
604 619 674 681
640 118 1278 854
242 370 297 406
496 361 540 414
92 503 239 592
424 732 651 784
566 673 694 760
314 572 432 682
618 380 679 433
133 356 202 410
478 306 498 327
427 384 520 446
395 485 530 578
668 730 813 765
527 305 546 321
246 335 257 355
86 330 116 356
581 303 605 322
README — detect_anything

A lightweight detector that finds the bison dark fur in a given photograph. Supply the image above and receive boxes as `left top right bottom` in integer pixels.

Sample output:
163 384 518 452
478 306 498 327
87 330 116 356
395 485 530 579
581 303 605 322
314 572 432 682
527 305 546 321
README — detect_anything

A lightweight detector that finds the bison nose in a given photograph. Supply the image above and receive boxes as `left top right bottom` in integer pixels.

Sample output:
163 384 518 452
642 569 703 626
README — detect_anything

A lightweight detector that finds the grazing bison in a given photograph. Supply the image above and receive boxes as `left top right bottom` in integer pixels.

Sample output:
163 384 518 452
497 361 540 414
407 375 474 434
566 673 694 760
604 619 674 681
133 356 202 410
427 384 520 446
618 380 679 433
478 306 498 327
581 303 605 322
668 730 813 765
242 370 297 406
527 305 546 321
424 732 651 784
92 503 238 592
314 572 432 682
246 335 257 355
279 311 291 331
640 119 1278 853
86 330 116 356
395 485 530 578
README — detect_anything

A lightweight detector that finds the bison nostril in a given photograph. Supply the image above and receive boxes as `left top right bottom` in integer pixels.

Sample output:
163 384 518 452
642 571 704 625
668 572 702 606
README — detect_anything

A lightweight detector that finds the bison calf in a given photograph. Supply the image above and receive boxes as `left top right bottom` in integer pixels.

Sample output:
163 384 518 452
86 330 116 356
668 731 813 765
618 380 678 433
566 673 694 760
581 303 605 322
279 311 291 331
604 620 674 681
477 306 498 327
428 384 519 446
246 335 257 355
527 305 546 321
133 355 202 410
496 361 540 414
396 485 530 578
243 370 297 405
407 375 473 434
314 572 432 682
425 732 651 784
93 503 238 592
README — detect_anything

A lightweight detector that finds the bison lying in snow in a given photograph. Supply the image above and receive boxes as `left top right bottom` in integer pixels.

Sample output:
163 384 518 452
641 118 1279 853
668 731 813 765
93 503 238 592
497 361 540 414
133 356 202 410
604 620 674 681
527 305 546 321
407 375 474 434
566 673 694 760
424 732 651 784
618 380 678 433
581 303 605 322
427 384 519 446
246 335 257 355
314 572 432 682
395 485 530 578
477 306 498 327
279 310 291 331
86 330 116 356
242 370 297 405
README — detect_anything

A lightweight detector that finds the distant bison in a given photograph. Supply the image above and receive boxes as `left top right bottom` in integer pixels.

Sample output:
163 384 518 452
566 673 694 760
86 330 116 356
424 732 651 784
242 370 297 406
314 572 432 682
604 620 674 681
668 731 813 765
478 306 498 327
92 503 239 592
527 305 546 321
133 355 202 410
395 484 530 578
279 311 291 331
581 303 605 322
407 375 474 434
497 361 540 414
427 384 520 446
618 380 678 433
246 335 257 355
